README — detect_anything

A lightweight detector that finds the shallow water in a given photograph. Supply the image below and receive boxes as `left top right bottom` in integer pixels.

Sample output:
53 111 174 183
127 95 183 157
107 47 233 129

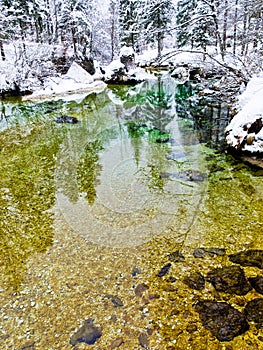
0 76 263 349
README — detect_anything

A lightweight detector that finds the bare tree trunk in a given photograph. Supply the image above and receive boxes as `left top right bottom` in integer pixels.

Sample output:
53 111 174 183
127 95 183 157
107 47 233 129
252 5 262 50
110 3 116 60
89 31 93 55
71 28 77 55
203 0 225 59
157 12 163 58
0 40 5 61
241 2 248 55
157 32 163 58
222 0 228 51
233 0 238 55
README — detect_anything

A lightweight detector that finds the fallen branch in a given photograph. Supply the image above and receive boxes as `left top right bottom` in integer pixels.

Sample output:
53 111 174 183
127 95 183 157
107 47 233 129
158 49 250 84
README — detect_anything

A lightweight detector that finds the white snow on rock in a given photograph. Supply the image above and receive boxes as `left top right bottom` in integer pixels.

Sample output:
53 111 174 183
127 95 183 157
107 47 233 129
65 62 94 84
23 62 106 100
103 59 125 80
120 46 135 57
225 74 263 152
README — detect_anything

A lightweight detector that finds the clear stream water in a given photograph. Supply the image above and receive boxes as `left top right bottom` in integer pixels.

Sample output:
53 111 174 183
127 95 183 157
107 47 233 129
0 74 263 349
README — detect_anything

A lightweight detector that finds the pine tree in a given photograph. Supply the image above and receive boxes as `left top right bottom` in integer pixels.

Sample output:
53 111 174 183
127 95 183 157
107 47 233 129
119 0 140 52
176 0 197 48
58 0 93 57
191 1 215 51
177 0 216 51
141 0 174 57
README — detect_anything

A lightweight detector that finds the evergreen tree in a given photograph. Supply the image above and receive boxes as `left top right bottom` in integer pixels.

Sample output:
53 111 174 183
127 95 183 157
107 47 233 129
119 0 140 52
141 0 174 57
176 0 197 48
190 1 215 51
177 0 216 51
58 0 93 56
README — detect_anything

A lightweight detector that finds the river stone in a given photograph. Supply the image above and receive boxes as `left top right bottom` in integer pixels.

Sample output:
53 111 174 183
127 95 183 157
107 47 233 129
183 272 205 290
167 250 185 262
131 266 142 277
104 294 124 307
110 337 124 349
157 263 172 277
134 283 149 297
70 319 102 346
138 333 150 349
20 341 35 350
193 248 226 258
56 115 79 124
229 250 263 269
249 276 263 294
194 300 249 342
244 298 263 325
207 265 252 295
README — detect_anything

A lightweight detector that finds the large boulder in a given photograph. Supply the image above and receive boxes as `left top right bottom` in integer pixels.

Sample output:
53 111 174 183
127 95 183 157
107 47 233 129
225 76 263 154
229 249 263 269
194 300 249 342
207 265 252 295
103 59 141 85
65 62 94 84
120 46 135 72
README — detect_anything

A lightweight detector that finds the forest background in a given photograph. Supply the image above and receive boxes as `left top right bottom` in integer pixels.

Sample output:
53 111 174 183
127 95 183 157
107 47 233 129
0 0 262 78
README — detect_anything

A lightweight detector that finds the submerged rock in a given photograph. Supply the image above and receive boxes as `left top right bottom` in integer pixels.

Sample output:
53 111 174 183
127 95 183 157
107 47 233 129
56 115 79 124
138 333 150 349
249 276 263 294
183 272 205 291
110 337 124 349
157 263 172 277
167 250 185 262
194 300 249 342
207 265 251 295
244 298 263 325
134 283 149 297
70 319 102 346
193 248 226 258
229 250 263 269
131 266 142 277
104 294 124 307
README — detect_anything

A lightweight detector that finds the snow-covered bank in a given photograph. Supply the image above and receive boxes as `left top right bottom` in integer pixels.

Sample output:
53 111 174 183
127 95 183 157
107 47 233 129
22 62 107 101
225 75 263 154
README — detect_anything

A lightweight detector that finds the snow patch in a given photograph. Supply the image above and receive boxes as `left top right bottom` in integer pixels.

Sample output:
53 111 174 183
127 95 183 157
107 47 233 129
225 74 263 152
65 62 94 84
120 46 135 57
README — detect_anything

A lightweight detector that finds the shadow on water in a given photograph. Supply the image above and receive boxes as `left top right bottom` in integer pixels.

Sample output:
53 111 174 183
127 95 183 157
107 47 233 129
0 104 65 290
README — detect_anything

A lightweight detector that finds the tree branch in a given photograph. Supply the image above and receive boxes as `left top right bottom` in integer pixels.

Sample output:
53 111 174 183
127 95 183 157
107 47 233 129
159 49 251 82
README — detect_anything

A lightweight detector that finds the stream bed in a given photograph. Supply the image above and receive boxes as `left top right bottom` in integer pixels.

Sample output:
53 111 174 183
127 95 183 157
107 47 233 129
0 75 263 349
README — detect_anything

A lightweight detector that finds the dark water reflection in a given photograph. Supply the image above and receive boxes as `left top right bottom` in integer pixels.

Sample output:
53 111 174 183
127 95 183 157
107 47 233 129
175 81 232 150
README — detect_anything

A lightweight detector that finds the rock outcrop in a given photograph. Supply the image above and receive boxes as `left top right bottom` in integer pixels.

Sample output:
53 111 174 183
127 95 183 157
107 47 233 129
225 75 263 158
